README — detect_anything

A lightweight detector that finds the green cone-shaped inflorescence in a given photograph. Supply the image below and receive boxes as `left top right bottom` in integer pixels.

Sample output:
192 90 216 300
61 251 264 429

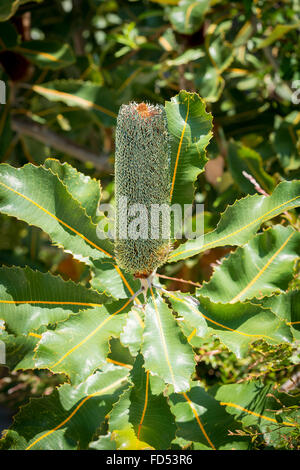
115 102 170 277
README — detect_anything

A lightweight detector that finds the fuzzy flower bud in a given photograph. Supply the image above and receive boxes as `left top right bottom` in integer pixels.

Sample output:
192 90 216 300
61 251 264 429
115 102 170 277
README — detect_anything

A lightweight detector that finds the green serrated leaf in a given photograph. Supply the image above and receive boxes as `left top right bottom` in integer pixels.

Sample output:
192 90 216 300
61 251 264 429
0 0 42 22
228 140 275 194
0 365 129 450
44 158 101 223
165 90 213 208
0 265 107 335
169 382 250 449
142 289 195 392
35 299 132 384
214 381 300 447
169 180 300 262
167 291 207 337
91 261 141 299
109 355 176 449
254 291 300 342
199 225 300 303
120 307 144 357
174 294 292 358
0 163 114 263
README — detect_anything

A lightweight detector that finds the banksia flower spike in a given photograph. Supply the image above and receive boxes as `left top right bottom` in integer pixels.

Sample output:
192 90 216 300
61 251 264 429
115 102 171 278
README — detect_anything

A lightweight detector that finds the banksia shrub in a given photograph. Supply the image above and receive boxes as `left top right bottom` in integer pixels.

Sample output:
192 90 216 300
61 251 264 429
114 102 170 277
1 87 300 451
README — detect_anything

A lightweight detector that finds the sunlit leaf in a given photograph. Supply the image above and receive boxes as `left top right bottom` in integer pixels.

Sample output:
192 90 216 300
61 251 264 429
194 59 225 102
0 365 129 450
35 299 132 384
206 28 234 73
165 90 213 207
109 355 176 449
199 225 300 303
91 261 140 299
169 180 300 262
166 290 207 337
167 292 292 357
169 382 250 449
0 163 114 263
214 381 300 447
89 433 117 450
0 265 107 335
141 288 195 392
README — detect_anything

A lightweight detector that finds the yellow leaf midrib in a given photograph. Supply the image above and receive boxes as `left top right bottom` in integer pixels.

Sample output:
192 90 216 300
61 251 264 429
25 376 128 450
49 298 132 370
169 95 190 202
220 402 297 428
170 194 300 259
166 292 273 340
230 231 295 303
183 391 216 450
32 85 117 119
0 180 113 258
149 288 176 389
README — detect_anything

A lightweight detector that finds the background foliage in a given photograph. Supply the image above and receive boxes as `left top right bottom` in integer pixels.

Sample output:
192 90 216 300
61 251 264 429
0 0 299 450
